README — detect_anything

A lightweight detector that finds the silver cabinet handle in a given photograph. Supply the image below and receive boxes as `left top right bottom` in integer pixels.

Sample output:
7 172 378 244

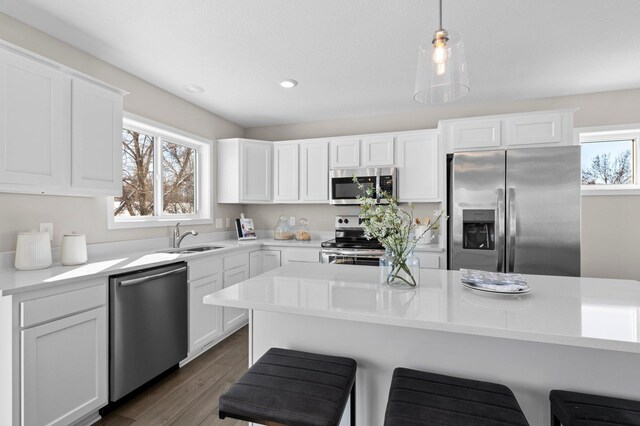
119 266 187 287
496 188 505 272
508 188 516 273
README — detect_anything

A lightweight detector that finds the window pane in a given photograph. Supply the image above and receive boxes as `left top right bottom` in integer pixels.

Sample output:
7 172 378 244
581 140 633 185
162 141 196 214
114 129 155 217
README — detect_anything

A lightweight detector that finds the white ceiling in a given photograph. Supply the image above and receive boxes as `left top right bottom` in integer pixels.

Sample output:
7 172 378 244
1 0 639 128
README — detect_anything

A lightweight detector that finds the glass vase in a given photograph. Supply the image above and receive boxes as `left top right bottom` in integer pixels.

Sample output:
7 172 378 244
379 249 420 288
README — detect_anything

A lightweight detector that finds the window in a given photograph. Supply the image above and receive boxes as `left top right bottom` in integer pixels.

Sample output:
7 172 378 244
108 113 212 228
579 125 640 195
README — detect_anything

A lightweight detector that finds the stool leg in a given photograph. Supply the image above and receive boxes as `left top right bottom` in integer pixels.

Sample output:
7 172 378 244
350 381 356 426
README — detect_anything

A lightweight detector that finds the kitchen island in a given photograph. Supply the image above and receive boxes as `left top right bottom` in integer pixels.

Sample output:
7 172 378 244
203 263 640 425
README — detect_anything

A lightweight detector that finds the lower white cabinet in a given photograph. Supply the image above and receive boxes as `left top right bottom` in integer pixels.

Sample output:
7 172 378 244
223 265 249 332
250 249 282 277
189 273 223 353
22 307 107 426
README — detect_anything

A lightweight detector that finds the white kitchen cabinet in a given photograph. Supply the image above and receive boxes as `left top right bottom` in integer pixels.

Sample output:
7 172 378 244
249 250 262 278
396 131 440 202
189 273 223 353
22 307 106 426
223 266 249 331
218 138 272 203
442 109 575 153
250 249 282 277
0 47 70 190
362 135 394 166
300 140 329 202
273 142 299 202
0 43 125 197
281 247 321 265
330 138 360 168
70 78 123 196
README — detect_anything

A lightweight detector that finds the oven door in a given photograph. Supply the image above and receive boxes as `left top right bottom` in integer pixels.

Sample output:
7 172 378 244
321 249 384 266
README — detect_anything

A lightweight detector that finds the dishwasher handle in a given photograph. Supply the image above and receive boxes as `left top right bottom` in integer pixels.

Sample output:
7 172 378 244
119 266 187 287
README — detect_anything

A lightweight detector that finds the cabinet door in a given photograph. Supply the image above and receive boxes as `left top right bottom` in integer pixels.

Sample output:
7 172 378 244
241 141 272 201
71 78 123 195
396 132 440 202
300 140 329 202
448 119 502 151
362 135 394 166
189 273 223 353
273 143 299 201
22 307 107 426
262 250 282 273
0 48 70 188
330 138 360 168
222 267 249 331
505 112 564 146
249 250 262 278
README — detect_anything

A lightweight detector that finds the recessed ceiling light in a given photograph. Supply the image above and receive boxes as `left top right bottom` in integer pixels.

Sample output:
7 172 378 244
184 84 204 94
279 79 298 89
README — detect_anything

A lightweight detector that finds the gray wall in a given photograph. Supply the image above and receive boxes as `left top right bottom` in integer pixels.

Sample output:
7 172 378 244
0 13 244 252
245 90 640 281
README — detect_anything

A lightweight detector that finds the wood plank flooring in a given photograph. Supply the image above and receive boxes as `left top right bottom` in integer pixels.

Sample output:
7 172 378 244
97 326 249 426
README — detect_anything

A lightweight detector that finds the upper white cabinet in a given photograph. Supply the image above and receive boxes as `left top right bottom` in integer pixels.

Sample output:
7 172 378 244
330 138 360 168
273 142 299 202
300 140 329 202
70 78 123 196
330 136 395 168
0 43 126 197
218 138 272 203
0 48 70 189
362 135 394 166
441 109 575 153
396 131 440 202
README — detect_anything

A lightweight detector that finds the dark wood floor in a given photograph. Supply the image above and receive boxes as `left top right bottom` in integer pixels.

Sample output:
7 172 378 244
97 326 249 426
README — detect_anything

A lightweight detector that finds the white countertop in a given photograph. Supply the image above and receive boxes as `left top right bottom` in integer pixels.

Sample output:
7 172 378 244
204 263 640 354
0 238 327 296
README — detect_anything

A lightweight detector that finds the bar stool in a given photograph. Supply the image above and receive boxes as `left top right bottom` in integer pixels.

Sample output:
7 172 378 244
550 390 640 425
384 368 529 425
219 347 357 426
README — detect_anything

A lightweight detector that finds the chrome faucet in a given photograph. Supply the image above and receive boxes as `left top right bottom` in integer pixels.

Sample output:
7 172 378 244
173 222 198 248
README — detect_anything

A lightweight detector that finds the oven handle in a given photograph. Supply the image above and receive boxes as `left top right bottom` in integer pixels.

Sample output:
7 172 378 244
321 249 386 257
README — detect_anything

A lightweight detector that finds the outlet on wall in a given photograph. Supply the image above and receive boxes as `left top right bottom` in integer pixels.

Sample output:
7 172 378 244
39 223 53 241
215 218 223 229
225 218 230 228
289 216 296 226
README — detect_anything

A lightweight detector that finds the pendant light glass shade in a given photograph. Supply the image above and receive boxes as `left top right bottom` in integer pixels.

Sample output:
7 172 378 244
414 30 470 104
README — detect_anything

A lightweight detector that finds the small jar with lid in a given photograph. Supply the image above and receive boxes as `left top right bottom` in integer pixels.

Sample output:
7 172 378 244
295 218 311 241
274 215 294 240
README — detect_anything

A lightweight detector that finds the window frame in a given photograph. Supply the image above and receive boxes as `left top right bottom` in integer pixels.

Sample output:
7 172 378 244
107 112 212 229
577 124 640 196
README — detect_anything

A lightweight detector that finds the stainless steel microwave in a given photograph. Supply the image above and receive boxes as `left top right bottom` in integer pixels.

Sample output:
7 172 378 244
329 167 396 205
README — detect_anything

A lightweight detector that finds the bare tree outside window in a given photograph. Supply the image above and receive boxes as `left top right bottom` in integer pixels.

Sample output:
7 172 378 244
114 129 154 216
162 141 196 214
581 140 634 185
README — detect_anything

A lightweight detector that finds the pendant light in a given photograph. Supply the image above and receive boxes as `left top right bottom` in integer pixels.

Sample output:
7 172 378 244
414 0 470 104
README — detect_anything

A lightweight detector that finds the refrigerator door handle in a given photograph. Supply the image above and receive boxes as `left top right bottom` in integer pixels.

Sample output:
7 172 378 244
496 188 505 272
508 187 517 272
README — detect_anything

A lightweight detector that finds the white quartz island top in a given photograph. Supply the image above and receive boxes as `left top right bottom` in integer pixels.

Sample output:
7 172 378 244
204 263 640 354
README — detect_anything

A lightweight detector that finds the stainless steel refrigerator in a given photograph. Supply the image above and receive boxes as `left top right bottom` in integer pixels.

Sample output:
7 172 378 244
448 146 581 276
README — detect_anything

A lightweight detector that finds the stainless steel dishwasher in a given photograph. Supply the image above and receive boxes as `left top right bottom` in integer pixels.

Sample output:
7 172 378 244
109 262 188 402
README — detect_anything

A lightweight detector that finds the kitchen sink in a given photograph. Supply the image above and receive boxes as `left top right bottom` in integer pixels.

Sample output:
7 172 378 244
160 245 225 254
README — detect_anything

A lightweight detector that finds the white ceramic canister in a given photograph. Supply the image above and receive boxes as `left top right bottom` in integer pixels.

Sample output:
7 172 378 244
414 225 432 246
15 232 52 271
61 233 88 266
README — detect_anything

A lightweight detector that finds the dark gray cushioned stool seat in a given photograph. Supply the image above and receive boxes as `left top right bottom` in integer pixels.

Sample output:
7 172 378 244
384 368 529 426
219 347 357 426
550 390 640 425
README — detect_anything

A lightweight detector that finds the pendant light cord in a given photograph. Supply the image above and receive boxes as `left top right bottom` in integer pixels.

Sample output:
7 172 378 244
438 0 443 31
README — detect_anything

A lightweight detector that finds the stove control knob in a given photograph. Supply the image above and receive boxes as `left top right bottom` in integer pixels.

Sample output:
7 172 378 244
359 218 364 224
338 219 343 224
344 219 349 224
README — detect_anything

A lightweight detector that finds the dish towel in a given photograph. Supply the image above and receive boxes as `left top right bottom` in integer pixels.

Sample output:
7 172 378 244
460 269 529 292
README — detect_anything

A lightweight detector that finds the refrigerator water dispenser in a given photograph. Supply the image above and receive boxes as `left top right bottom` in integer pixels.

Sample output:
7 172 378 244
462 210 495 250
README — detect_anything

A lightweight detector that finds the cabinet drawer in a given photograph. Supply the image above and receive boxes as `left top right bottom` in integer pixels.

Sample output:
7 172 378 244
189 256 223 281
224 252 249 271
20 282 106 328
414 252 440 269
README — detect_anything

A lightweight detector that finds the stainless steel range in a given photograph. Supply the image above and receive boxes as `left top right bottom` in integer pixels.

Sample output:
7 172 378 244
320 215 384 266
